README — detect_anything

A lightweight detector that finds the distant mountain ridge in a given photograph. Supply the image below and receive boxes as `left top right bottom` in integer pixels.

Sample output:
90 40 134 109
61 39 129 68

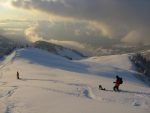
95 45 150 56
33 41 86 60
1 34 150 60
0 35 86 60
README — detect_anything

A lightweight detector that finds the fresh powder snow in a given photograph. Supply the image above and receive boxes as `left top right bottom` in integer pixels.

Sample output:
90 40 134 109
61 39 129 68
0 48 150 113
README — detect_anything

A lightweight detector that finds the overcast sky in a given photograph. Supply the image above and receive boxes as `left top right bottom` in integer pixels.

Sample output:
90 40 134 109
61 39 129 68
0 0 150 49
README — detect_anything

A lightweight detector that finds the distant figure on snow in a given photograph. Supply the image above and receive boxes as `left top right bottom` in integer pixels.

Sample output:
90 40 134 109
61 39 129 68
17 71 20 79
113 75 123 91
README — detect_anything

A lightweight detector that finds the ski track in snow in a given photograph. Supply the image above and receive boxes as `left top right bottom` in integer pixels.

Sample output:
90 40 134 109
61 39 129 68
17 80 95 100
4 103 15 113
0 86 18 113
19 77 96 99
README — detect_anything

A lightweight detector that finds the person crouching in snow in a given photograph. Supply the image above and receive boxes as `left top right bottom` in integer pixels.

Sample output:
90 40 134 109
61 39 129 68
113 75 123 91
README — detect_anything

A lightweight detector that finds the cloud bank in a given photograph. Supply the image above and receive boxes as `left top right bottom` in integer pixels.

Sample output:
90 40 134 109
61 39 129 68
23 21 92 55
12 0 150 45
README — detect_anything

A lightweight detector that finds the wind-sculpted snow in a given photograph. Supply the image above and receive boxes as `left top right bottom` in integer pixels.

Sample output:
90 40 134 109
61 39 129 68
0 48 149 113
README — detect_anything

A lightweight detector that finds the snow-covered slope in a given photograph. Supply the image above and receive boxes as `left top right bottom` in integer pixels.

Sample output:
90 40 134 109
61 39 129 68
0 48 150 113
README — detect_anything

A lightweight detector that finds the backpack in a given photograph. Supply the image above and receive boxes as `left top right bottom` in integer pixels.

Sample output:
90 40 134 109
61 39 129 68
119 77 123 84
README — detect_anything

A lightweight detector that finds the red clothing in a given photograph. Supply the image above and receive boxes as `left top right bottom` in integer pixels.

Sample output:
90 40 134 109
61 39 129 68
114 79 120 87
113 76 122 91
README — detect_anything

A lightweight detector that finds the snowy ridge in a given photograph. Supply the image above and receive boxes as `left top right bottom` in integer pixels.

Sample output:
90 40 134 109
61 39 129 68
0 48 150 113
34 41 85 60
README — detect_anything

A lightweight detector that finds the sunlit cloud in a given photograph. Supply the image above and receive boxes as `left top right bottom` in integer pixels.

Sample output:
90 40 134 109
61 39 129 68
25 22 44 42
86 22 112 38
0 19 31 37
11 0 150 45
49 39 85 49
122 30 150 45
